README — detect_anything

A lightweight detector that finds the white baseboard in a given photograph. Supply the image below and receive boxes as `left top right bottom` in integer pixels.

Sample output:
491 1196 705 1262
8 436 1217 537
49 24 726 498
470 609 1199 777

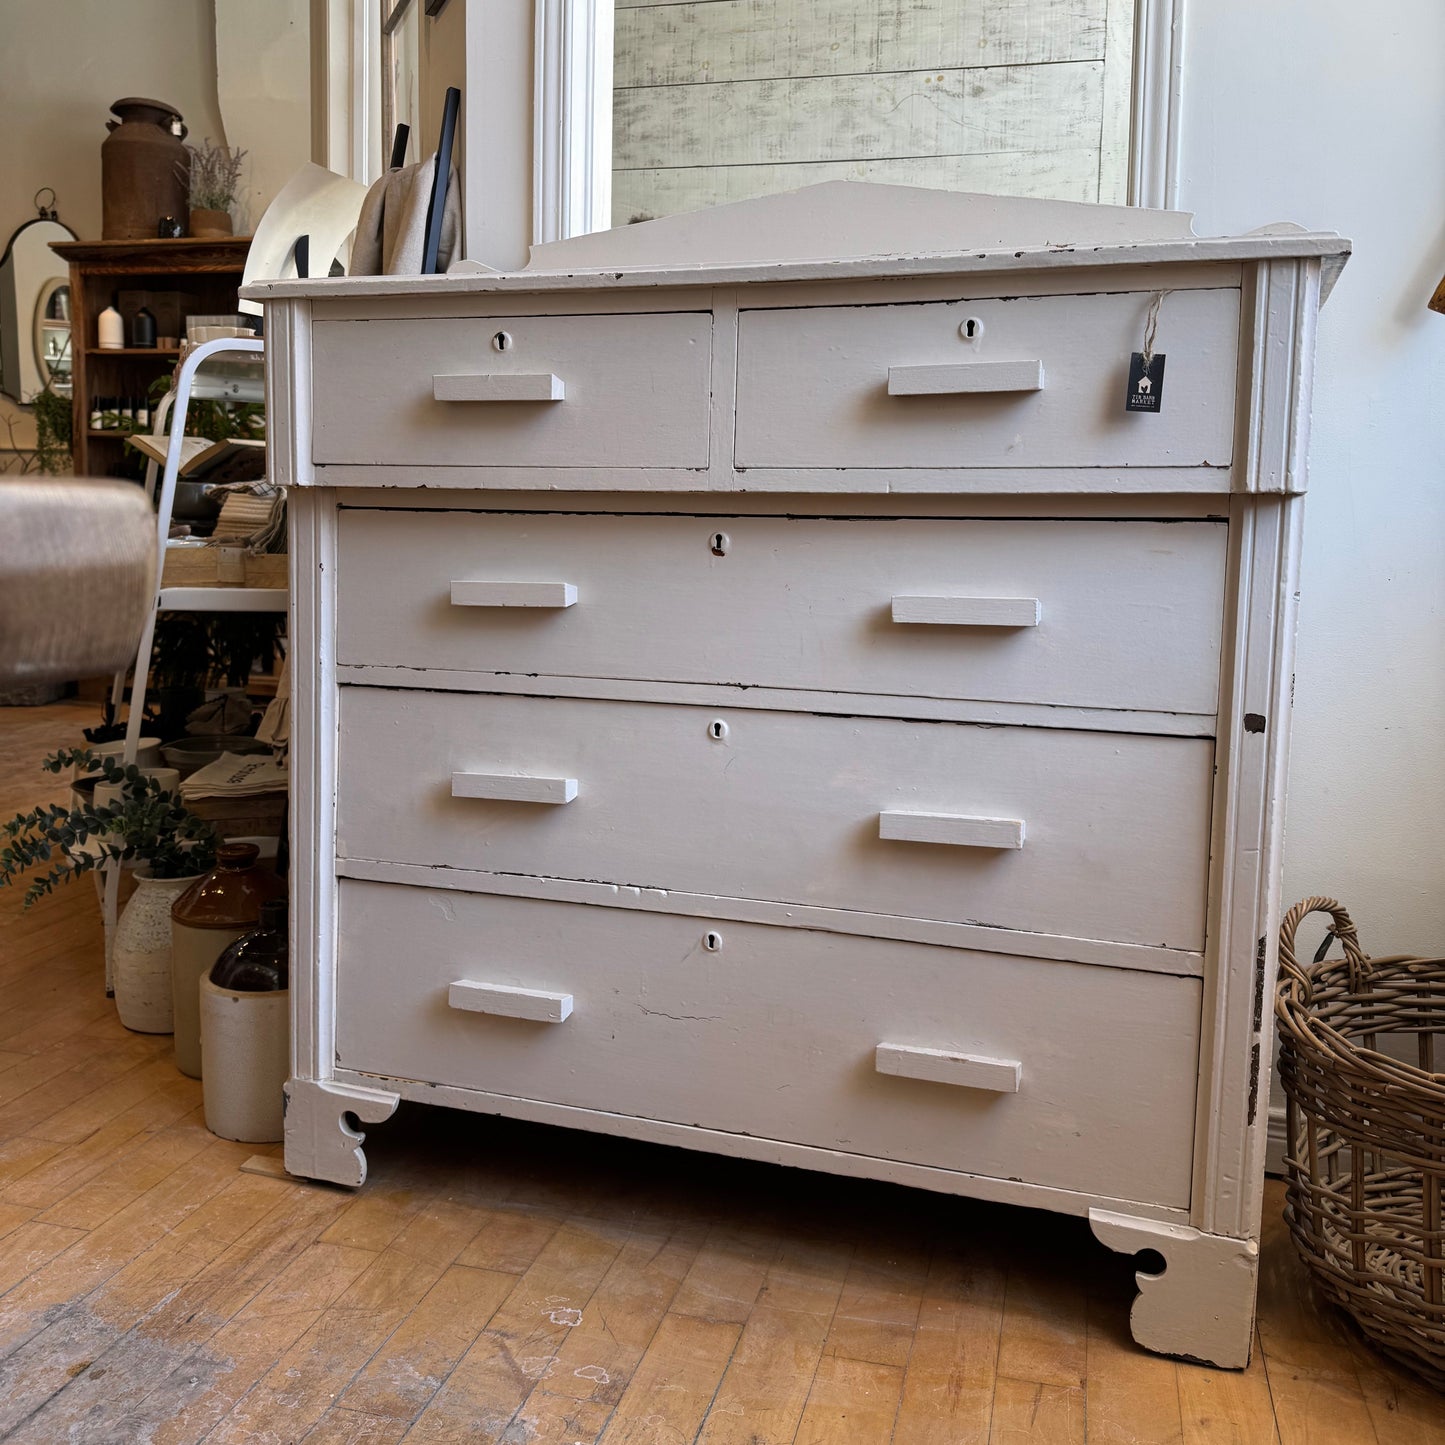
1265 1104 1288 1177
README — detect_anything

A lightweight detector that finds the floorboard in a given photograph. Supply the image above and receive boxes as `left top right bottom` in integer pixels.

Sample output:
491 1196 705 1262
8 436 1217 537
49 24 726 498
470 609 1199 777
0 700 1434 1441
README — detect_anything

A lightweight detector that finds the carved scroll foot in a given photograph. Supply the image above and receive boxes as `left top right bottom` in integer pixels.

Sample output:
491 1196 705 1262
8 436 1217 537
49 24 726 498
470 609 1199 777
283 1078 400 1188
1090 1209 1259 1368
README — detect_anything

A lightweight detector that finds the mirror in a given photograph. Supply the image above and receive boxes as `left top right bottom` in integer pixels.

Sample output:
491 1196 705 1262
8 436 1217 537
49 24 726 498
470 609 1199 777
0 216 78 404
33 278 72 396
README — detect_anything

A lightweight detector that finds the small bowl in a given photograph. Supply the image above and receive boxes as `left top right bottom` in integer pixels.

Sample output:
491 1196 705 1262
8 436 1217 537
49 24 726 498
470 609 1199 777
160 734 271 779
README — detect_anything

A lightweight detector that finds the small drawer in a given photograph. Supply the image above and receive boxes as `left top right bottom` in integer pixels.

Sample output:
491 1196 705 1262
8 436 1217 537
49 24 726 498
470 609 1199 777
336 882 1202 1207
310 311 713 467
336 511 1228 715
735 289 1239 469
336 689 1213 951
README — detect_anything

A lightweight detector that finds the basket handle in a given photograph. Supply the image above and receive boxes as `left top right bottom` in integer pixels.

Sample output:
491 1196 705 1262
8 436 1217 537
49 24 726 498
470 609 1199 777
1279 897 1370 992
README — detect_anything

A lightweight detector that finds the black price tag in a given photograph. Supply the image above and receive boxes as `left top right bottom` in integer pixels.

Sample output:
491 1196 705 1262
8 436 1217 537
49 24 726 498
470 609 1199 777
1126 352 1165 413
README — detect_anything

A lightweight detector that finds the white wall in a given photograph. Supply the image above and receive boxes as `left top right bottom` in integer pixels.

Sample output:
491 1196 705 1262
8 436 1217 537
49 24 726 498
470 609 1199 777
0 0 228 460
215 0 312 234
0 0 311 464
0 0 227 248
1179 1 1445 957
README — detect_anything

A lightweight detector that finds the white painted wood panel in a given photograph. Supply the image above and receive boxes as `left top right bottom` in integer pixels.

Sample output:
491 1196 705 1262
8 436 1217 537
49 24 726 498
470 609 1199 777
610 0 1130 222
735 289 1240 469
613 0 1107 88
336 880 1201 1205
336 688 1215 950
354 1072 1186 1221
338 666 1218 742
309 312 712 467
612 150 1103 223
614 60 1103 172
343 855 1204 974
335 512 1229 715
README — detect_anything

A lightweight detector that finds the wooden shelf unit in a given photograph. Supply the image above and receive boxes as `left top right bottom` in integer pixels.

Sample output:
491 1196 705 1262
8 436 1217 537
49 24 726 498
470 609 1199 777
50 237 252 476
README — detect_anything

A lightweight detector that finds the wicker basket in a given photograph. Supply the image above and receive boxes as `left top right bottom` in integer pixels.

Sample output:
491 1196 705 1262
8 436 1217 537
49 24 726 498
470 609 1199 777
1276 897 1445 1387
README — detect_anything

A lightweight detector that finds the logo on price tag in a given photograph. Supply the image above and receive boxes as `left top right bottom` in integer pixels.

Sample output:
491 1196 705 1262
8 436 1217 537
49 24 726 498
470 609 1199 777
1127 352 1165 413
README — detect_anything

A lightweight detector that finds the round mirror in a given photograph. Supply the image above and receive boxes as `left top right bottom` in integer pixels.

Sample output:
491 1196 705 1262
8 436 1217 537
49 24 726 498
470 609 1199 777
33 278 72 395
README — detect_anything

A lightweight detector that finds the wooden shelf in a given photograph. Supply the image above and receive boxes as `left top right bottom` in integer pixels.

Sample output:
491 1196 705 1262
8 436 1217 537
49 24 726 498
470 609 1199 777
51 238 251 475
51 236 253 271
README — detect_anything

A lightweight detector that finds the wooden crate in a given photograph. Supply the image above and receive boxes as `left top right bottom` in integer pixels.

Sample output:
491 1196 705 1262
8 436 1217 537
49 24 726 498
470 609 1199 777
161 545 287 589
187 790 286 839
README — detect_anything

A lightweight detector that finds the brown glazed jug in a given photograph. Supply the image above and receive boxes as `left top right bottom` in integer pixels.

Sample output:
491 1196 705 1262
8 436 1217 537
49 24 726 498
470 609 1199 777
170 843 285 1077
102 98 188 240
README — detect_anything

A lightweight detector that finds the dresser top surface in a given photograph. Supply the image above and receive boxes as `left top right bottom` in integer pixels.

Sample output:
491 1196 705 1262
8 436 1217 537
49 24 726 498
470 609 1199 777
243 181 1350 304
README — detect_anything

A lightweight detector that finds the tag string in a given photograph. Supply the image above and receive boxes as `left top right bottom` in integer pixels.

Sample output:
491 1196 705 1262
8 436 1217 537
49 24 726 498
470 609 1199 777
1141 290 1169 367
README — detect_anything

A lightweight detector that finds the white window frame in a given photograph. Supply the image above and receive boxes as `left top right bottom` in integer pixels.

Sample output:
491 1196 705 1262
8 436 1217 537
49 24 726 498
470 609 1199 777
1131 0 1187 208
313 0 382 186
539 0 1186 238
316 0 1185 260
534 0 613 243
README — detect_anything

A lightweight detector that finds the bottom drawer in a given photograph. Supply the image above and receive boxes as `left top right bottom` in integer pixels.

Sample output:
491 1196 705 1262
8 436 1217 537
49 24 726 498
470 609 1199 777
336 882 1202 1208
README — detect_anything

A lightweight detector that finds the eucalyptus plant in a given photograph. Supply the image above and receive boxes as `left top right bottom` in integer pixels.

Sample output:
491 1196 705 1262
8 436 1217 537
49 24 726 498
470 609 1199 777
0 749 218 906
30 381 71 474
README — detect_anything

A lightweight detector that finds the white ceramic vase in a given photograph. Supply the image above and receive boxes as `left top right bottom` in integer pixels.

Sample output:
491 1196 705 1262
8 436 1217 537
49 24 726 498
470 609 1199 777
113 870 202 1033
199 979 289 1142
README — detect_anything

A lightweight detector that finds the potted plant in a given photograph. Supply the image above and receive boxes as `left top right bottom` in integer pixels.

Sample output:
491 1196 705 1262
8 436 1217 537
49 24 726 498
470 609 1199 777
30 381 72 475
179 139 247 238
1 748 218 1031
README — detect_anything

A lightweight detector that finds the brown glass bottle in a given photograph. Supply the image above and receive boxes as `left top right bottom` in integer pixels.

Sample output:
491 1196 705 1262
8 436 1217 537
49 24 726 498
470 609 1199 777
211 898 289 991
170 843 285 1077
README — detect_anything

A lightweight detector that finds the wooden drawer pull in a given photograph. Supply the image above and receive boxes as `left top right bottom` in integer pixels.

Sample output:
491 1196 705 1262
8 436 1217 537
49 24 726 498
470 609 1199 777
451 581 578 608
876 1043 1021 1093
452 771 578 804
892 595 1041 627
879 811 1024 849
449 980 573 1022
433 373 565 402
887 360 1044 396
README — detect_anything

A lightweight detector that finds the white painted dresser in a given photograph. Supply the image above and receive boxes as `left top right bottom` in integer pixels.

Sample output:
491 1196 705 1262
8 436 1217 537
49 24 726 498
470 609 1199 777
248 184 1348 1367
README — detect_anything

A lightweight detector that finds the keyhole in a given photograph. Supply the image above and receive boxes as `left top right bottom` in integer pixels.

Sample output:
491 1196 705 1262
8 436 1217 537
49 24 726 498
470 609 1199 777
703 931 723 953
708 719 729 742
961 317 984 341
492 330 512 352
710 531 730 557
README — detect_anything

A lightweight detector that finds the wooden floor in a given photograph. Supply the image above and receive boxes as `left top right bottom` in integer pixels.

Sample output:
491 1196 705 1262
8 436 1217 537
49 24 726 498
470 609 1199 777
0 703 1440 1444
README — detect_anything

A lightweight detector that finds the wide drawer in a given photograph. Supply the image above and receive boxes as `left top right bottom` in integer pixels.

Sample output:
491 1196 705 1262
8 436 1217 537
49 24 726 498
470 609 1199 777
336 689 1213 950
310 312 712 467
337 511 1227 715
735 289 1240 469
336 882 1201 1207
